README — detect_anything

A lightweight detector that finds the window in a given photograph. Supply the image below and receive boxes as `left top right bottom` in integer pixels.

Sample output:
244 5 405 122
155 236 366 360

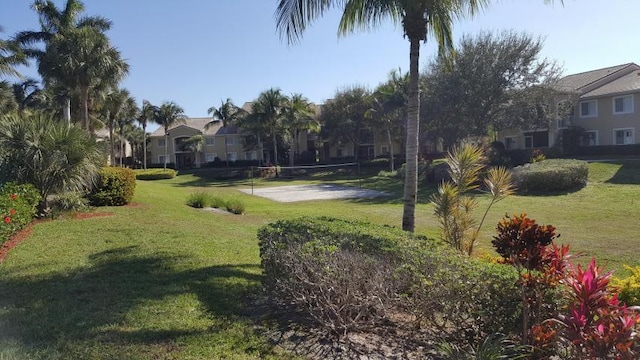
245 151 256 160
579 100 597 118
557 118 569 129
226 136 236 145
581 131 598 146
158 138 166 147
205 137 215 146
523 131 549 149
613 95 634 115
227 152 237 162
336 148 344 157
504 137 517 150
205 153 217 163
158 155 166 164
614 128 635 145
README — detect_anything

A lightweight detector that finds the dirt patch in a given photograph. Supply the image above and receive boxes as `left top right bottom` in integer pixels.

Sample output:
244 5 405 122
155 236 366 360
201 207 232 215
0 219 48 263
72 212 114 220
125 202 142 208
240 184 388 203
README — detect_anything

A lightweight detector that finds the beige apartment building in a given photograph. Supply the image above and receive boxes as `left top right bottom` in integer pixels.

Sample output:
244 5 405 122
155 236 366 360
500 63 640 149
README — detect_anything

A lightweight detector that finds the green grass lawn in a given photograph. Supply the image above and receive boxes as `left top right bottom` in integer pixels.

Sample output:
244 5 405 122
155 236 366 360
0 160 638 359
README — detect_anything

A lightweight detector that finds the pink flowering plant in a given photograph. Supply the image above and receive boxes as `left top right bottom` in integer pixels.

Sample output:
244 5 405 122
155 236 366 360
0 182 40 245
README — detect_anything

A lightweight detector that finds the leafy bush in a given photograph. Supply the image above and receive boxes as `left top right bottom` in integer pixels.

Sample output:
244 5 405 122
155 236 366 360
88 167 136 206
405 247 522 347
186 192 213 208
511 159 588 194
613 266 640 306
134 169 177 180
258 216 523 346
0 182 40 245
224 198 245 214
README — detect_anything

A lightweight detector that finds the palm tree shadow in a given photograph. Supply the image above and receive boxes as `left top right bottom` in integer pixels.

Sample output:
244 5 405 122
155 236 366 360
0 246 264 351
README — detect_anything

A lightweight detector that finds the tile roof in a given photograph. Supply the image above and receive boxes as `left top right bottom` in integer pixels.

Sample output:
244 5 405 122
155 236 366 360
555 63 635 92
149 117 238 137
582 69 640 98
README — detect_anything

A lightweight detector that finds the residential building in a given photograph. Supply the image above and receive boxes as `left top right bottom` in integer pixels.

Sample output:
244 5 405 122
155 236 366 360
499 63 640 149
148 118 254 168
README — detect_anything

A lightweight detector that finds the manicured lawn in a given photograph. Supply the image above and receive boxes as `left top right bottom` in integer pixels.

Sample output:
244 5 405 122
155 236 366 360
0 160 638 359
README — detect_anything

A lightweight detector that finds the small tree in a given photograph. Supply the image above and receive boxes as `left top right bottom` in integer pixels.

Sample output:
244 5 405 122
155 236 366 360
431 144 515 255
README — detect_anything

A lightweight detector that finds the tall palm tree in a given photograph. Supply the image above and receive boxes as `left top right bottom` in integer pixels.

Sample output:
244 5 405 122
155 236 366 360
155 101 187 170
15 0 112 123
1 26 26 79
207 98 245 167
39 27 128 130
138 100 158 170
282 93 318 166
116 96 138 167
276 0 487 232
253 88 287 167
123 123 145 168
369 69 410 172
102 88 132 166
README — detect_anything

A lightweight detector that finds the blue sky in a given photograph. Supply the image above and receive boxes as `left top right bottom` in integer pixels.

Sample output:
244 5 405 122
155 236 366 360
2 0 639 128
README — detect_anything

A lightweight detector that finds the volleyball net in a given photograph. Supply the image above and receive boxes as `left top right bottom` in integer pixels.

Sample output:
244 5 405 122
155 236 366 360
253 162 359 178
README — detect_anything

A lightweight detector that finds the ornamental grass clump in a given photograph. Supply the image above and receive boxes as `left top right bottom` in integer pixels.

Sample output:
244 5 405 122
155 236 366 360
186 192 213 209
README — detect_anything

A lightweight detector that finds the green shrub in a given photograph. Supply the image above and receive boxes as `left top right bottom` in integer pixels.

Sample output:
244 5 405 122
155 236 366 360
224 198 245 214
258 217 522 345
612 266 640 306
186 192 213 208
88 167 136 206
0 182 41 245
511 159 588 193
134 169 177 180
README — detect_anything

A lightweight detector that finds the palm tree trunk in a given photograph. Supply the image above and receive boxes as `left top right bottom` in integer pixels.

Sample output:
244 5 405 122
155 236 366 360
120 128 125 167
258 133 263 166
80 85 90 131
272 131 278 166
63 96 71 125
164 133 168 170
108 121 116 166
387 127 395 172
143 124 147 170
224 132 229 167
402 37 421 233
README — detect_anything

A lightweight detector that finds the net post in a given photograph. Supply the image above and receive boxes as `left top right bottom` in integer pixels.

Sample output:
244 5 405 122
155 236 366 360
250 166 254 195
357 161 362 188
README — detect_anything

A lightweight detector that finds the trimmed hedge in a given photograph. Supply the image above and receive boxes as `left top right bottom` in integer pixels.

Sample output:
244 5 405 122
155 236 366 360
258 217 521 345
134 169 177 180
0 182 40 245
88 167 136 206
511 159 588 194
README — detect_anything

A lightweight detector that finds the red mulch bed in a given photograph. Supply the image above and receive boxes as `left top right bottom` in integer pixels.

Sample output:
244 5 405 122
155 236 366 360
0 211 115 263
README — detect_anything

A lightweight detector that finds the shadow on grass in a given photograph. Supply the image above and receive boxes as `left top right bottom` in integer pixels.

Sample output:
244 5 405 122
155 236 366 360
605 160 640 185
0 246 263 351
